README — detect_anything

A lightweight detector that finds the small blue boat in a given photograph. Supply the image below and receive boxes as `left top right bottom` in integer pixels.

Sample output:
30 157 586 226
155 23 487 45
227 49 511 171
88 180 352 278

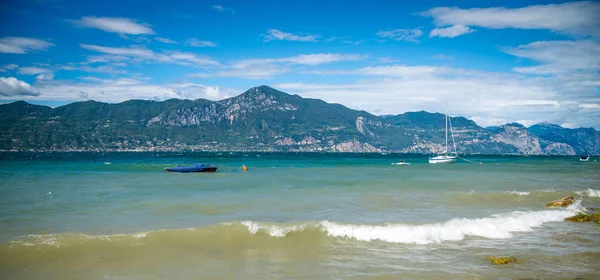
165 163 218 173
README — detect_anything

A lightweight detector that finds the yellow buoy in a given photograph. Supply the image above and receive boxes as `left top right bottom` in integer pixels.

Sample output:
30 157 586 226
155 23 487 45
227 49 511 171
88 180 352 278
242 165 248 171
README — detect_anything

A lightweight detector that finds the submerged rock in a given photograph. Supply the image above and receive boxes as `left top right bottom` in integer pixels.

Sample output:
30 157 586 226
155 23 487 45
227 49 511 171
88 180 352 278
591 212 600 221
545 196 575 207
487 256 517 265
565 213 592 222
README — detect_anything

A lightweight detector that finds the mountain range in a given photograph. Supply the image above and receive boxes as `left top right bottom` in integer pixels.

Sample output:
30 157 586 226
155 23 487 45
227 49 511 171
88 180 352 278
1 86 598 155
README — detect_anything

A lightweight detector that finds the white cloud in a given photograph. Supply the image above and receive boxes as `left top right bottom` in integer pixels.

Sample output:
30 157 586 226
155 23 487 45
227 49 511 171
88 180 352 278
273 62 600 129
191 64 288 79
67 16 155 35
0 77 40 97
276 53 366 66
263 29 318 42
2 64 18 70
429 25 475 38
86 54 131 63
504 40 600 74
155 37 178 44
80 77 142 85
191 53 366 79
10 79 240 102
169 52 220 66
305 65 443 77
376 28 423 43
18 66 51 75
79 44 220 66
326 36 365 45
0 37 54 54
187 38 217 47
431 54 455 60
211 5 234 13
36 73 54 81
378 57 399 64
62 64 127 74
420 1 600 36
501 40 600 118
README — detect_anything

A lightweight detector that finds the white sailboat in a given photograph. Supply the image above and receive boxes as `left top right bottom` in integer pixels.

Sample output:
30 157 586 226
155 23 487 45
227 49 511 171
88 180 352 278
429 105 458 164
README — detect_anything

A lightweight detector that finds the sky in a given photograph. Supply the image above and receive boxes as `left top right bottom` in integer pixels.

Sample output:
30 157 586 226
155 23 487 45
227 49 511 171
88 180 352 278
0 0 599 129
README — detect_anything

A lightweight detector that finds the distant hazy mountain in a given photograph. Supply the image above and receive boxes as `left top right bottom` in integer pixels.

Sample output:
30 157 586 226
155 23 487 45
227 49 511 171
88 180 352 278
0 86 597 155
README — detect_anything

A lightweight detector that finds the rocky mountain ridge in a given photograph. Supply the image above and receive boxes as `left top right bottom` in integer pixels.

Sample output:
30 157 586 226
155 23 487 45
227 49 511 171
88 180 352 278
1 86 598 155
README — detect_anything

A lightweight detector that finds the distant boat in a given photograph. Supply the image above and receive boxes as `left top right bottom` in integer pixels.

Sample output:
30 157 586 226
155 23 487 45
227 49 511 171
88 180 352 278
429 104 458 164
580 155 590 162
392 160 411 165
165 163 218 173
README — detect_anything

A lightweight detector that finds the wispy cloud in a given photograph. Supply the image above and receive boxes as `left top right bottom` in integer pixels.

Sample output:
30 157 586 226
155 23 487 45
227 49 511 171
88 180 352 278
61 64 127 74
186 38 217 47
155 37 178 44
67 16 155 35
263 29 318 42
211 5 234 13
376 28 423 43
36 72 54 80
3 64 18 70
79 44 220 66
18 66 52 75
502 40 600 106
0 77 40 97
504 40 600 74
212 5 225 12
0 64 19 72
431 54 455 60
273 63 599 128
190 53 366 79
86 54 131 63
429 25 475 38
420 1 600 36
20 80 239 102
378 57 400 64
0 37 54 54
326 36 365 45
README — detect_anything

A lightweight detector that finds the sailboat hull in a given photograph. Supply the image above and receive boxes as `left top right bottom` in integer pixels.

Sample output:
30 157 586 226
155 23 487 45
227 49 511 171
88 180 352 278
428 156 457 164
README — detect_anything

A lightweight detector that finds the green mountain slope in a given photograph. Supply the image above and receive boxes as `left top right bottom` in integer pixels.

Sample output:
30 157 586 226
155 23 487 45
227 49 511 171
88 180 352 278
0 86 595 155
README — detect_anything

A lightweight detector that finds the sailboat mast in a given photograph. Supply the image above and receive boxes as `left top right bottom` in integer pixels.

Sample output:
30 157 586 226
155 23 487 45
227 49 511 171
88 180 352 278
445 103 448 154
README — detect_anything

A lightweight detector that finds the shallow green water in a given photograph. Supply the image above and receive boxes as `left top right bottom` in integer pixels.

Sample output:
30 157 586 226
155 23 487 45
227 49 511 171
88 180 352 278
0 152 599 279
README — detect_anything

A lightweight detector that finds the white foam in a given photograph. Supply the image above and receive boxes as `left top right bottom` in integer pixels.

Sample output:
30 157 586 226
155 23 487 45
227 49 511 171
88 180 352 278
576 189 600 197
241 221 306 237
507 191 530 196
321 202 582 244
241 201 583 244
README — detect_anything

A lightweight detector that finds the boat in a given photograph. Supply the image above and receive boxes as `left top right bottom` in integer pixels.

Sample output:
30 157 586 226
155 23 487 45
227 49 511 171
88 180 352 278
429 105 458 164
580 154 590 162
392 161 411 165
165 163 218 173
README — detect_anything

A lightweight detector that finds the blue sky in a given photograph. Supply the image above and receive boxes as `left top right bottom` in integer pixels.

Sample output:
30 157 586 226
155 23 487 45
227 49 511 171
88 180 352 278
0 0 599 129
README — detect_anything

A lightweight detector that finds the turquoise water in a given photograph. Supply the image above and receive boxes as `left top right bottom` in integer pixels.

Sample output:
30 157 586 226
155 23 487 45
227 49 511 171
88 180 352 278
0 152 599 279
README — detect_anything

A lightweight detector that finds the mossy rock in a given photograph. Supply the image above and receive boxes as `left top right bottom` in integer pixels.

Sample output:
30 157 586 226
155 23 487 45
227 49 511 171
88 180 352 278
565 213 592 222
545 196 575 207
590 212 600 221
488 256 517 265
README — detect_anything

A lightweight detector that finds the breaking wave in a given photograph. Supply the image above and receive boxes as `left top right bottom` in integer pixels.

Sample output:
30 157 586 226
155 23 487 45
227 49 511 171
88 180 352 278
575 189 600 197
6 201 584 250
506 191 530 196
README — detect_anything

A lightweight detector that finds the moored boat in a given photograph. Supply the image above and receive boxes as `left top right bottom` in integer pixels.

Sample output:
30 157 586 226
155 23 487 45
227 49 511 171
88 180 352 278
165 163 218 173
429 104 459 164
